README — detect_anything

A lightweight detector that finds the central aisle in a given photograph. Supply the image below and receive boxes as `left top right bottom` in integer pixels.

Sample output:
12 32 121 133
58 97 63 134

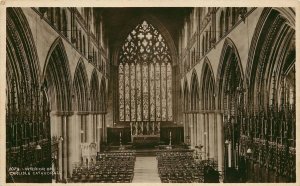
132 157 161 183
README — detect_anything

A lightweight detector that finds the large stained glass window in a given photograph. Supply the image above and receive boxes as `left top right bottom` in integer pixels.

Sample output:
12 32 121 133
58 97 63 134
119 20 172 122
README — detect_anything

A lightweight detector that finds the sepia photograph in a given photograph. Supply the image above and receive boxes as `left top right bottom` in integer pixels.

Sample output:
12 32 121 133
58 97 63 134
5 5 296 183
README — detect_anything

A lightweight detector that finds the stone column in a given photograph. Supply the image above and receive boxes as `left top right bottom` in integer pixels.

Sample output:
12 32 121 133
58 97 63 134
189 120 194 148
199 113 205 156
87 114 93 143
205 113 209 159
193 114 197 147
209 113 215 159
50 111 58 137
52 113 63 180
99 114 103 143
62 115 68 180
187 113 190 143
93 114 96 143
184 113 187 142
189 114 193 147
196 113 201 146
97 114 101 152
216 112 223 172
228 141 232 168
103 114 107 143
94 115 98 143
68 113 80 176
214 113 218 161
203 113 206 160
191 114 194 147
76 114 81 164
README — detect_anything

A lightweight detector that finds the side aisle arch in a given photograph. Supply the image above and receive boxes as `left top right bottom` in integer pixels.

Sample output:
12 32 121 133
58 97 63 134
189 70 200 148
42 37 73 180
43 37 72 112
199 58 217 161
73 59 89 112
216 37 244 170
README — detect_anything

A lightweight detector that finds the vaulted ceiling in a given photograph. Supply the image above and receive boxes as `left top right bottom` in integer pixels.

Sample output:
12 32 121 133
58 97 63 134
95 8 192 54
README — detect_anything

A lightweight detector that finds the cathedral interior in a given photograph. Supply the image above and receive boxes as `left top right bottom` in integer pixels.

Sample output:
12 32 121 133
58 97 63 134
6 7 296 183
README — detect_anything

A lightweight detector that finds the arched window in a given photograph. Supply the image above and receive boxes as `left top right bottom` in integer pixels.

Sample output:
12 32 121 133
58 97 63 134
84 8 89 22
220 11 224 38
47 8 54 24
55 8 61 31
100 79 106 112
232 8 238 25
225 8 230 32
118 20 172 122
191 75 199 111
184 81 189 112
62 9 68 37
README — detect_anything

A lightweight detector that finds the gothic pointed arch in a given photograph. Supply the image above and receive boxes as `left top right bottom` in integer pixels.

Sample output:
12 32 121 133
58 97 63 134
182 78 191 144
216 38 244 170
117 19 173 122
200 58 216 111
225 8 231 32
190 70 200 111
241 8 296 182
244 8 295 181
73 59 89 112
6 8 51 182
189 70 200 148
183 78 190 112
43 37 72 112
231 8 239 26
198 58 217 161
219 11 224 38
100 77 107 112
113 15 178 66
7 8 41 91
246 8 295 113
217 37 244 110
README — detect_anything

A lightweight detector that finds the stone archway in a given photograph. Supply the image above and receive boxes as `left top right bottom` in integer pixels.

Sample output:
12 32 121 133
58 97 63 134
216 38 244 179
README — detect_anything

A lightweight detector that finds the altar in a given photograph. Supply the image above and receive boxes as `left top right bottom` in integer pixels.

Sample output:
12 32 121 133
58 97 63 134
130 122 160 145
106 122 183 147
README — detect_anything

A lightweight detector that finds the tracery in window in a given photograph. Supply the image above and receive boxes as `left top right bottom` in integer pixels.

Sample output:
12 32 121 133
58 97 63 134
119 64 124 120
119 20 172 122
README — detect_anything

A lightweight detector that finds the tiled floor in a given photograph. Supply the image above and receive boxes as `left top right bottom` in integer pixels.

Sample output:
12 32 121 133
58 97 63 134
132 157 161 183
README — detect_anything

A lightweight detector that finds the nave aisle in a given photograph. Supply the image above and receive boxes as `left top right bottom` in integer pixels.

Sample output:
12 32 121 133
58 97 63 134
132 157 161 183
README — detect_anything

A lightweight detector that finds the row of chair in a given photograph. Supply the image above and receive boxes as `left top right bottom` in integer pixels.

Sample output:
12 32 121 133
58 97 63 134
157 151 204 183
71 152 136 183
